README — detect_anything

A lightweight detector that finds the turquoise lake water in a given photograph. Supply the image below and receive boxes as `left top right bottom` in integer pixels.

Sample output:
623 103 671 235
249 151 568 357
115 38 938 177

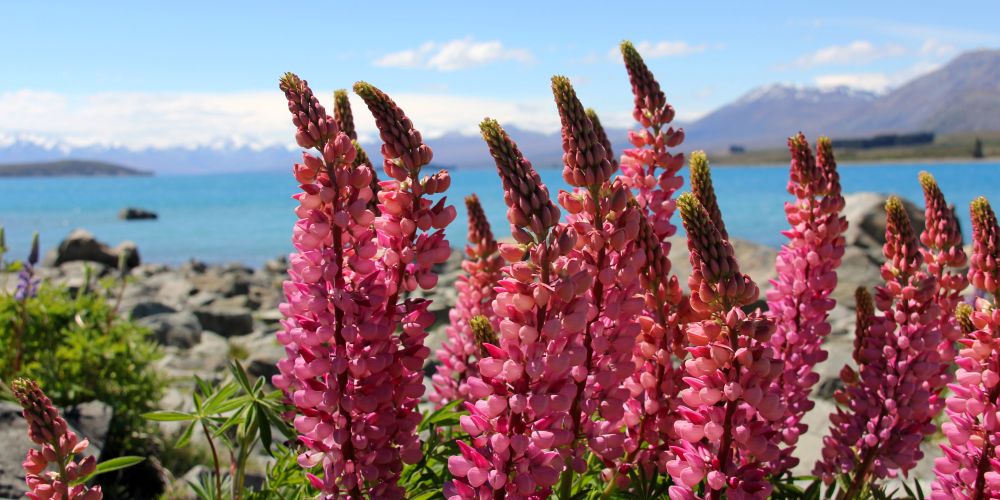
1 161 998 266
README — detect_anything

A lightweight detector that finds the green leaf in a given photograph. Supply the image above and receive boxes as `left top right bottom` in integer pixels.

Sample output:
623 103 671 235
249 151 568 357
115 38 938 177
73 456 144 484
175 421 196 448
143 410 195 421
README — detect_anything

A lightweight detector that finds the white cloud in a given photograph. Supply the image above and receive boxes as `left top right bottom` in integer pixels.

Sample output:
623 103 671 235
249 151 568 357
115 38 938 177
374 38 533 71
814 60 943 93
605 40 708 60
0 88 573 149
791 40 906 68
919 38 957 57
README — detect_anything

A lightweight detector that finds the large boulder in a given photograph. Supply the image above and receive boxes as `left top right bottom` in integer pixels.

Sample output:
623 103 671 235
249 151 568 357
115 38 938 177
842 193 925 254
44 229 140 270
138 311 203 348
194 306 254 337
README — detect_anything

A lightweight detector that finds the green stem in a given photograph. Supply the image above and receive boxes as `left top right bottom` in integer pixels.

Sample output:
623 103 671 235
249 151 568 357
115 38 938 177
201 420 223 500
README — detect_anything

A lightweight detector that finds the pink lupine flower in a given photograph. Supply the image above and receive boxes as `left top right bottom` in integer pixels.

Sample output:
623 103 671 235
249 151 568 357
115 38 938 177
932 197 1000 499
621 209 689 476
919 171 968 368
616 40 685 244
765 134 847 474
666 193 784 500
815 197 945 494
334 89 381 212
688 152 727 239
13 378 102 500
431 194 503 407
551 76 644 491
273 74 453 498
446 118 584 499
614 39 693 481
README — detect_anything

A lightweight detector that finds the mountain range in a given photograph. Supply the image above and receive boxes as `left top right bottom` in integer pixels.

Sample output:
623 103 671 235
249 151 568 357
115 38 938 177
1 49 998 174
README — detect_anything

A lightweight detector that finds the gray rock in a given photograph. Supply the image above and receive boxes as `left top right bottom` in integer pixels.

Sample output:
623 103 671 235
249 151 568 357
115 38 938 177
54 261 106 294
130 301 177 320
194 306 254 337
162 332 230 381
190 270 251 298
148 273 196 308
842 192 925 253
138 311 203 348
229 332 283 380
119 207 158 220
832 245 885 306
45 228 140 269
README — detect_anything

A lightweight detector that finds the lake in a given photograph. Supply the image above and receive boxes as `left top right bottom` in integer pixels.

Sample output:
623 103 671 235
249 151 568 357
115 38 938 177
1 160 998 266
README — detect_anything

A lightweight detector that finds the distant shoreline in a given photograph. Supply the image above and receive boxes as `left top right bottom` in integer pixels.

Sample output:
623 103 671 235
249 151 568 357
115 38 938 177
711 155 1000 168
0 160 152 178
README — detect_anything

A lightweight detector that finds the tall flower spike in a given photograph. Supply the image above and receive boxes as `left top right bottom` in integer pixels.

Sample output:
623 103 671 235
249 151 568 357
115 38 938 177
13 378 102 500
275 76 452 498
970 197 1000 297
919 171 968 371
480 118 560 242
333 90 357 140
448 120 589 499
586 108 618 171
668 193 783 499
16 232 40 301
765 134 847 475
279 72 337 149
816 196 945 492
552 75 613 187
688 151 726 239
620 40 669 127
354 81 433 181
932 209 1000 498
616 39 685 249
431 194 502 407
553 80 644 492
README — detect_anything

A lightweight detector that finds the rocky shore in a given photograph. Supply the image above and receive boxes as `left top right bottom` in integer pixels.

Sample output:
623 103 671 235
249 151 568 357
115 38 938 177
0 191 946 491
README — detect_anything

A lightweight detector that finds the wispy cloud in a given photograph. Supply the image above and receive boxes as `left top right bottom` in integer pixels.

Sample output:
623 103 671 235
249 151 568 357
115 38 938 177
919 38 957 57
790 40 906 68
373 38 533 71
814 60 943 93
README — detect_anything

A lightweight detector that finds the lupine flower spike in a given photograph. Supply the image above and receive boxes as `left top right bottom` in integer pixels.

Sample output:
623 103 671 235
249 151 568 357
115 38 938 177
617 40 685 245
816 196 945 495
334 89 380 210
13 378 102 500
766 134 847 474
666 193 784 500
431 194 503 407
932 197 1000 499
919 171 968 369
273 74 453 498
551 76 643 494
615 39 690 481
446 118 583 499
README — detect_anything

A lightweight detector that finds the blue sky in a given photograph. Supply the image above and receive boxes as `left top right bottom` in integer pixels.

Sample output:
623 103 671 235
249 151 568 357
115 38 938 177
2 1 999 148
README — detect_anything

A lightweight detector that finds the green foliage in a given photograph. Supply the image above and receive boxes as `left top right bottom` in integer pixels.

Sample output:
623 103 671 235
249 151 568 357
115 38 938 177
146 361 300 500
0 280 163 454
400 400 464 498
